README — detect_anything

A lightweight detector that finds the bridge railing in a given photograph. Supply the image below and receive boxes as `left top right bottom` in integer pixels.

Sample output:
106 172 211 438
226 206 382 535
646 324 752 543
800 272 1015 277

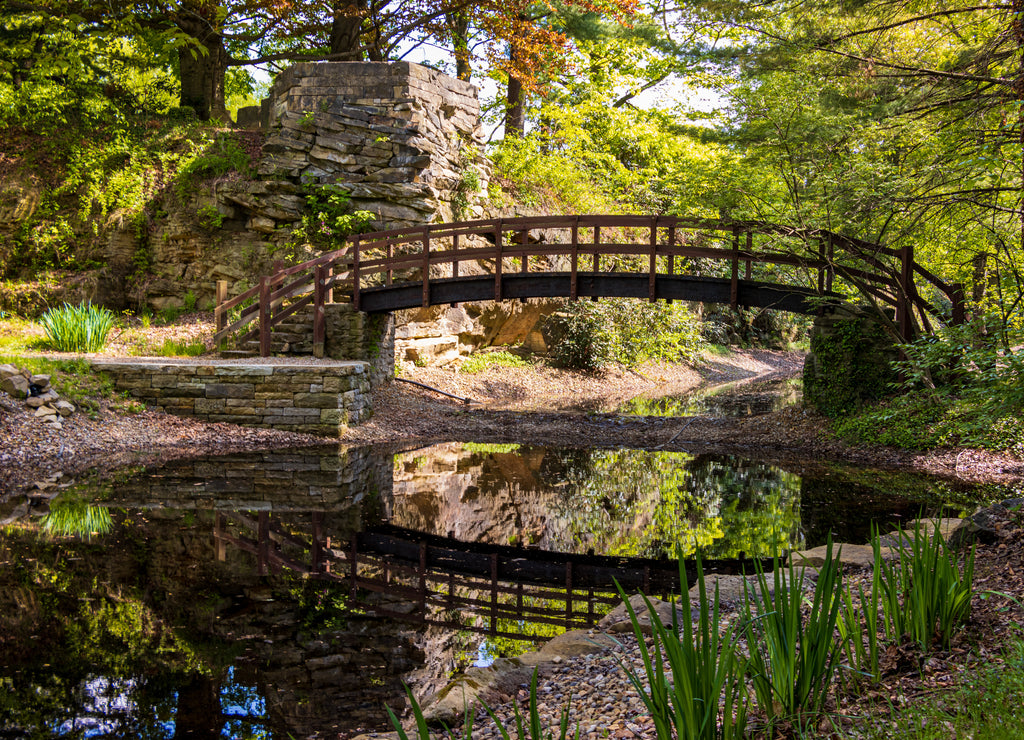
214 215 965 355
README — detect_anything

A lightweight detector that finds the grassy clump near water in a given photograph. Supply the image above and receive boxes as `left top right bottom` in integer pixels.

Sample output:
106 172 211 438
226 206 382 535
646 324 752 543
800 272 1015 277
390 521 981 739
39 302 115 353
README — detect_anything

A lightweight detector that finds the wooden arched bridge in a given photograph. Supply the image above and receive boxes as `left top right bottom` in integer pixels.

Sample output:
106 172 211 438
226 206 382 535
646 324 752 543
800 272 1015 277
213 215 966 356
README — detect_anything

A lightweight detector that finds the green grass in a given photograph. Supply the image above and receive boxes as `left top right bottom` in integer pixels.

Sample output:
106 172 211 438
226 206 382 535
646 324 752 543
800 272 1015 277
873 637 1024 740
148 338 206 357
0 315 48 353
0 354 112 407
459 349 531 374
39 303 115 352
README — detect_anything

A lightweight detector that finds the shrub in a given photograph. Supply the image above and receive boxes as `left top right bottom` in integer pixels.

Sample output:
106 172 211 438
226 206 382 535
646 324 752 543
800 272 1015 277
459 349 530 374
39 302 115 352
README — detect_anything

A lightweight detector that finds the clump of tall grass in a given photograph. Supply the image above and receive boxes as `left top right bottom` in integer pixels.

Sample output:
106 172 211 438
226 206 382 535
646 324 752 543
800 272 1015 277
874 521 974 651
620 553 748 739
39 302 115 352
742 540 845 728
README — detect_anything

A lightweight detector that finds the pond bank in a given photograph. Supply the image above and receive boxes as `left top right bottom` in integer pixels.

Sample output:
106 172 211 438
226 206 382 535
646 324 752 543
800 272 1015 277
2 348 1022 498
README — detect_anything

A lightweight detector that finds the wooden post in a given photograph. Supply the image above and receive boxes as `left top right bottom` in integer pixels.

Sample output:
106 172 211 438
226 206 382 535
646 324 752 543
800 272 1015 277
519 230 529 273
313 264 326 359
450 233 460 308
326 263 334 304
730 228 740 310
667 226 676 275
259 277 271 357
422 227 431 308
745 230 753 280
386 242 393 286
352 235 361 311
215 280 228 333
494 221 503 301
899 244 915 341
257 511 270 576
419 540 428 623
592 225 600 302
565 561 574 627
490 552 499 636
516 581 524 620
649 216 657 302
570 217 579 300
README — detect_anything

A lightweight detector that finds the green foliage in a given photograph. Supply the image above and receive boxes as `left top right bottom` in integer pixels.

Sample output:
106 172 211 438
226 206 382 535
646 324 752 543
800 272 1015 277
182 290 197 312
873 522 975 652
288 184 375 256
619 554 747 740
39 302 115 352
837 579 881 685
0 354 112 407
174 132 253 199
150 338 205 357
196 204 223 230
459 349 530 374
742 541 845 725
546 299 705 370
835 325 1024 452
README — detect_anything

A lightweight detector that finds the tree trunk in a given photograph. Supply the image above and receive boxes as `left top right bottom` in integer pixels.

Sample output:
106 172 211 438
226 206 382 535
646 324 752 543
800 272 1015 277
330 0 365 58
505 39 525 137
172 676 222 738
177 20 229 121
447 11 472 81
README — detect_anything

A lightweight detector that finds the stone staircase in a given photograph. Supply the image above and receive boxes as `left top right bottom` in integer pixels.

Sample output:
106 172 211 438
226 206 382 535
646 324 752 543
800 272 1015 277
221 305 316 358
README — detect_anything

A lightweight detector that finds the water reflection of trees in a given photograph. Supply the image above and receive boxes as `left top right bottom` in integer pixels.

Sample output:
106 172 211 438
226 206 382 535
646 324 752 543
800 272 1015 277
548 451 802 558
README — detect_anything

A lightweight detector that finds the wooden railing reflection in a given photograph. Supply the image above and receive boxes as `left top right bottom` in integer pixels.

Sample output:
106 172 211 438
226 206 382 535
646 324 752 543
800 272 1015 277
213 512 770 640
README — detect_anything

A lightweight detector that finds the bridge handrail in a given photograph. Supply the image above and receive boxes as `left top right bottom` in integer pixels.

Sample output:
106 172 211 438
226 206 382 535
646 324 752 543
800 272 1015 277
213 214 964 355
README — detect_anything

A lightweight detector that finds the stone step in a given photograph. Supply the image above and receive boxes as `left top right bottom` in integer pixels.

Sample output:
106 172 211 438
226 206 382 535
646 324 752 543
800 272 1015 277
220 349 259 358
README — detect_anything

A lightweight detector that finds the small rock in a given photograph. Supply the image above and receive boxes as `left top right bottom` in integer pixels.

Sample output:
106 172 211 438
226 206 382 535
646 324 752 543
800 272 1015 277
26 396 49 409
34 405 59 418
54 400 75 417
1 374 30 399
30 374 52 390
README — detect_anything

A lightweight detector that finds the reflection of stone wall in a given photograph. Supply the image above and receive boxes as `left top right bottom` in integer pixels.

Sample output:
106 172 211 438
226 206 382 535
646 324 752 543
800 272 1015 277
102 447 393 514
93 361 373 433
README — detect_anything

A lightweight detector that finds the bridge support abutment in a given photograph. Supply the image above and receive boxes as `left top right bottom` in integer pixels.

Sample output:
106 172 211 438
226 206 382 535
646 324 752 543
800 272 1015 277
323 304 395 388
803 305 900 417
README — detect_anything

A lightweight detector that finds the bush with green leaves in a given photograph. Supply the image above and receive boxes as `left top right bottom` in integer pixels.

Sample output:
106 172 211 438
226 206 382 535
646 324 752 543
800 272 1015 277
544 299 704 370
39 302 115 352
459 350 530 374
289 184 375 255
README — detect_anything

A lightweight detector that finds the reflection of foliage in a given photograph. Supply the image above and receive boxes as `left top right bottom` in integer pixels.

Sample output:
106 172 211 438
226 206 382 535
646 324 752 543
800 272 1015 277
460 442 522 455
554 451 802 559
42 498 113 539
293 580 350 634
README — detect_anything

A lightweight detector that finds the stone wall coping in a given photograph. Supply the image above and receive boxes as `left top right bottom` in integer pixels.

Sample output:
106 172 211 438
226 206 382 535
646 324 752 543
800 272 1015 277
92 359 369 371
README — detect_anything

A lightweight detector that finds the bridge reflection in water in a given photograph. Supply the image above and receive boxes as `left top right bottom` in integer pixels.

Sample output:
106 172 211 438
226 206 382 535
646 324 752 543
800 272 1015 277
213 512 770 640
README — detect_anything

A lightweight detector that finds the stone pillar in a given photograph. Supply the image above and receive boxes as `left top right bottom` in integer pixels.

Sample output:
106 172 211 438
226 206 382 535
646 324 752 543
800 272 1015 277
803 305 900 417
324 304 395 387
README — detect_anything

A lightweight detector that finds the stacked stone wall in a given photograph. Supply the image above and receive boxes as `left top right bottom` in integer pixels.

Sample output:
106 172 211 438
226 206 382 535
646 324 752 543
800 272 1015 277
94 361 372 435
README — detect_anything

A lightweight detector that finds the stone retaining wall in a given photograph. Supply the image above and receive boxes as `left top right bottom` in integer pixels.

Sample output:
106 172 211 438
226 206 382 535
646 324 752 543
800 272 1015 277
93 361 372 435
